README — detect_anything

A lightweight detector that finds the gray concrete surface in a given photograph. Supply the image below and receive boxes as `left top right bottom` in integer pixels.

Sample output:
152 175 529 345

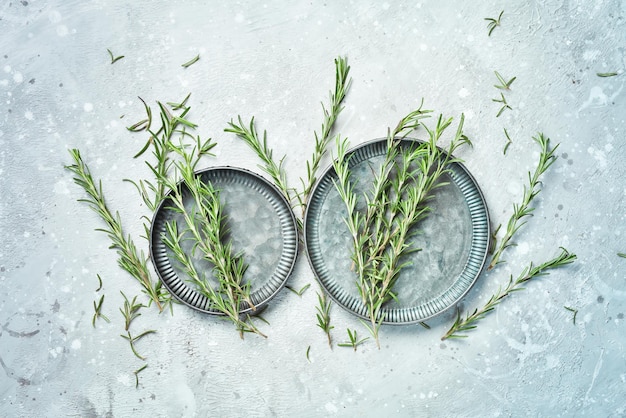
1 0 625 416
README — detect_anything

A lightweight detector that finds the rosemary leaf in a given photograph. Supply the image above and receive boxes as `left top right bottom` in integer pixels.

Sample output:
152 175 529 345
181 54 200 68
564 306 578 324
485 11 503 36
597 72 618 78
107 48 124 64
442 247 576 340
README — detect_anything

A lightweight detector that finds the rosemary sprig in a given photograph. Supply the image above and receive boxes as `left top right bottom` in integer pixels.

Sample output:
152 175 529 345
503 128 513 155
489 133 559 269
107 48 124 64
120 291 144 331
564 306 578 324
92 295 110 327
442 247 576 340
297 56 352 213
125 94 213 216
181 54 200 68
224 116 291 200
337 328 369 351
285 283 311 297
134 364 148 388
159 143 265 338
492 92 512 117
597 72 618 77
65 150 167 311
333 104 471 348
121 330 156 360
494 71 516 90
315 291 333 348
485 11 503 36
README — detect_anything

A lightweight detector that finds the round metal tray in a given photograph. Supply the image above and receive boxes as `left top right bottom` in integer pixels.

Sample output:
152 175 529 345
150 166 298 314
303 138 490 324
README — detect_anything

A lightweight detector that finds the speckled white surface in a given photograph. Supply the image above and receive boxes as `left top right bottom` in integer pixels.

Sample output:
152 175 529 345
1 1 625 417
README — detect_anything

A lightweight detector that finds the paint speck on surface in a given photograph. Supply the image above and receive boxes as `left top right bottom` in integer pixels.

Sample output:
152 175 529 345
71 340 81 350
24 110 33 120
325 403 338 413
13 72 23 83
54 180 69 195
234 13 244 23
419 44 428 51
458 87 469 98
582 50 600 61
83 103 93 112
117 374 131 386
49 10 62 23
23 231 30 238
56 25 69 37
382 2 390 10
3 65 10 73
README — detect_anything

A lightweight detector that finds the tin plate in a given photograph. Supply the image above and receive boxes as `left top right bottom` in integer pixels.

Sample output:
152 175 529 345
150 166 298 314
303 138 490 324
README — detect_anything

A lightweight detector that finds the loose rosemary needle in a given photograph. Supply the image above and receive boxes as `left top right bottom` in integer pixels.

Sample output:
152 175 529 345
107 48 124 64
442 248 576 340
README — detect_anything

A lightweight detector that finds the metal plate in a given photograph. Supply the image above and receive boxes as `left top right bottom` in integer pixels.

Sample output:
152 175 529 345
150 166 298 314
303 138 490 324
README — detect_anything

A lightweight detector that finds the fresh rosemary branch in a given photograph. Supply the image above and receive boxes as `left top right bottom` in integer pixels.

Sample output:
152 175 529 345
121 329 156 360
92 295 110 327
297 56 352 213
107 48 124 64
442 247 576 340
494 71 516 90
337 328 369 351
224 116 291 200
564 306 578 324
315 291 333 348
125 94 213 217
489 133 559 269
181 54 200 68
120 291 144 331
485 11 503 36
333 104 471 348
492 92 512 117
65 150 168 311
159 143 265 338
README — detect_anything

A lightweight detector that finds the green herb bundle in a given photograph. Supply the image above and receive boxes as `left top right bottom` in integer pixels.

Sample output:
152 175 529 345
159 142 265 338
332 104 472 348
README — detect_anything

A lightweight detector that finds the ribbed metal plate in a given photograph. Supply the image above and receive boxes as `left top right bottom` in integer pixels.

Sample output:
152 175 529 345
304 139 490 324
150 166 298 314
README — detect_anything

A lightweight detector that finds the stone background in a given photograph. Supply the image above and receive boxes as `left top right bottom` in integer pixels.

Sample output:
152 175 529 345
1 1 624 416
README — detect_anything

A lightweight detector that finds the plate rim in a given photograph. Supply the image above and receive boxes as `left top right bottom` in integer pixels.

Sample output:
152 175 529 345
149 165 299 315
303 137 491 324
